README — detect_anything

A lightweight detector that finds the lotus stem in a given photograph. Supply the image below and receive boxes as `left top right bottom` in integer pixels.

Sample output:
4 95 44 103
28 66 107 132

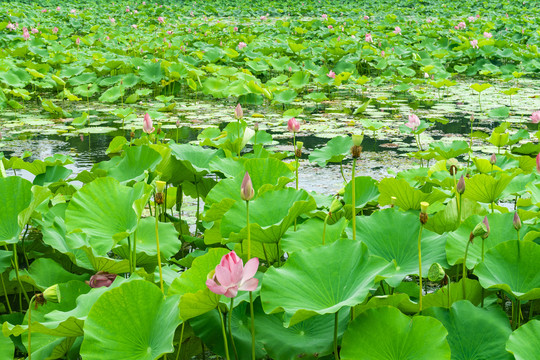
12 244 30 305
417 225 424 312
262 243 270 266
333 312 340 360
339 161 346 182
352 159 356 242
462 240 472 299
228 298 239 360
249 292 256 360
27 295 36 360
217 307 231 360
0 274 12 313
246 201 251 260
132 232 137 273
322 213 329 245
155 202 164 293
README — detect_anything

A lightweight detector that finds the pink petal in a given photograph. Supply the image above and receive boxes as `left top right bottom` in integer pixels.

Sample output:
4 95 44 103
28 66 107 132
242 257 259 281
206 278 226 295
224 286 238 298
214 265 232 287
239 277 259 292
230 258 244 284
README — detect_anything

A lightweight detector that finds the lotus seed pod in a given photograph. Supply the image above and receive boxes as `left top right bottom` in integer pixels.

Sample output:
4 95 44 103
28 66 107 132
329 198 343 213
155 180 166 193
352 134 364 146
472 221 488 238
42 284 61 303
420 202 429 214
428 263 446 282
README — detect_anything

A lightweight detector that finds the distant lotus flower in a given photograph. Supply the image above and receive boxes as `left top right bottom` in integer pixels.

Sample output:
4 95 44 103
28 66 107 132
322 14 327 20
288 117 300 133
394 26 401 35
105 35 110 40
110 17 115 23
424 72 429 78
457 175 465 194
490 153 497 165
56 6 60 10
468 16 475 22
126 7 130 12
363 15 369 20
457 21 466 29
167 30 172 35
70 9 76 14
381 50 385 57
530 111 540 123
52 27 58 34
238 41 247 50
328 25 333 29
483 32 492 39
31 28 38 34
41 9 47 13
470 39 478 49
87 271 117 288
260 15 267 21
158 16 164 23
134 9 138 13
327 70 336 79
76 37 80 45
288 66 292 72
513 211 522 231
427 18 432 23
235 103 243 119
22 27 30 40
6 23 15 31
187 28 191 33
234 26 238 31
365 33 373 42
240 172 254 201
132 24 137 29
143 113 155 133
206 251 259 298
405 114 420 131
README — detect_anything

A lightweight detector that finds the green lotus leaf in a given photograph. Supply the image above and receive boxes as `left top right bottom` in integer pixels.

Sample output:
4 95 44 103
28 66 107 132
470 83 492 93
340 306 450 360
424 300 512 360
261 239 392 326
202 77 228 98
354 209 448 287
303 92 328 102
428 140 470 159
354 293 419 315
139 61 163 84
168 248 229 321
33 165 72 186
281 216 348 253
422 279 488 309
273 89 297 104
488 106 510 119
0 176 33 244
378 178 448 210
169 143 221 175
308 135 352 167
474 240 540 300
16 258 88 291
0 330 14 359
344 176 380 209
98 85 124 103
65 178 142 255
506 319 540 360
221 187 317 244
11 154 73 175
426 197 487 234
463 173 514 204
100 145 162 184
80 280 181 360
446 213 529 269
289 71 310 89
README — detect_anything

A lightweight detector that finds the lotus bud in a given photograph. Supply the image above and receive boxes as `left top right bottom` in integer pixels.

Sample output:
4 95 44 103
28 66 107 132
254 122 259 132
456 175 465 194
428 263 445 282
513 211 522 231
234 103 243 119
240 172 254 201
482 216 490 239
87 271 117 288
471 220 488 240
390 196 397 208
287 117 300 133
329 198 343 214
176 120 180 128
536 153 540 173
295 141 303 158
490 153 497 165
142 113 155 134
337 187 345 196
420 201 429 224
42 284 61 303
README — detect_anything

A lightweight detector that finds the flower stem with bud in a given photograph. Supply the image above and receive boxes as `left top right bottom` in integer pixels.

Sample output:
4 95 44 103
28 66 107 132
418 202 429 311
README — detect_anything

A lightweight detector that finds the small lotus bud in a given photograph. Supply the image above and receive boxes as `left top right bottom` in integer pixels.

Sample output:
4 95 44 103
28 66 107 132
240 172 254 201
156 180 166 193
329 198 343 213
428 263 446 282
472 220 488 239
295 141 303 158
176 120 180 128
352 134 364 146
490 153 497 165
254 122 259 132
42 284 61 303
456 175 465 194
234 103 243 119
513 211 522 231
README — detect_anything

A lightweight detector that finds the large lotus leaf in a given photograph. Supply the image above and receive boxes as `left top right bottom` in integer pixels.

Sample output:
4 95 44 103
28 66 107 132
446 213 530 269
101 145 161 184
344 176 380 209
10 154 73 175
98 85 124 103
65 177 141 255
24 333 76 360
340 306 450 360
261 239 392 326
139 61 163 84
308 136 352 166
354 209 448 287
474 240 540 300
33 166 72 186
378 178 448 210
281 217 348 253
273 89 297 104
16 258 88 290
463 173 515 204
0 176 32 244
429 140 470 159
221 188 317 244
80 280 181 360
0 331 14 359
169 143 221 175
354 293 419 315
288 71 310 89
506 319 540 360
426 197 487 234
168 248 229 321
423 301 512 360
422 279 487 309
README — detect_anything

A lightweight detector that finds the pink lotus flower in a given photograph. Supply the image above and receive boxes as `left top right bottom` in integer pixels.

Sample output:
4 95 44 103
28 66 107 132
158 16 164 23
76 37 81 45
86 271 117 288
110 17 115 24
483 32 492 39
327 70 336 79
328 25 333 30
238 41 247 50
105 35 110 40
234 26 238 32
31 28 39 34
131 24 137 29
240 172 254 201
235 103 243 119
143 113 155 133
134 9 138 13
531 111 540 124
365 33 373 43
288 117 300 133
41 9 47 13
363 15 369 20
56 6 60 10
536 153 540 173
190 11 194 16
167 30 172 35
206 251 259 298
468 16 475 22
393 26 401 35
381 50 385 57
470 39 478 49
427 18 432 23
70 9 76 14
405 114 420 131
52 27 58 34
457 22 466 29
22 27 30 41
260 15 267 21
6 23 16 31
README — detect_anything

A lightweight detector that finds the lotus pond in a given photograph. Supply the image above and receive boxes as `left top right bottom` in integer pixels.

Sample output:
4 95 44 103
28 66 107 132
1 0 540 359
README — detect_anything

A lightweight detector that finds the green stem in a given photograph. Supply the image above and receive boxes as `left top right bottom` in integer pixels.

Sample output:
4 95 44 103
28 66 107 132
12 244 30 304
155 202 164 293
262 243 270 267
352 158 356 242
246 201 251 260
0 274 12 313
333 312 340 360
27 295 36 360
132 232 137 273
218 307 231 360
322 214 329 245
249 292 256 360
462 240 472 299
174 323 185 360
229 298 239 360
418 225 424 312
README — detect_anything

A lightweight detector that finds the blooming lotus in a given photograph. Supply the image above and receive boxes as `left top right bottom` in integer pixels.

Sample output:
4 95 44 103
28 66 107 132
365 33 373 42
394 26 401 35
143 113 155 134
327 70 336 79
470 39 478 49
52 27 59 34
483 32 492 39
288 117 300 133
530 111 540 124
238 41 247 50
22 27 30 41
158 16 164 23
321 14 327 20
363 15 369 20
405 114 420 131
328 25 333 30
206 251 259 298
